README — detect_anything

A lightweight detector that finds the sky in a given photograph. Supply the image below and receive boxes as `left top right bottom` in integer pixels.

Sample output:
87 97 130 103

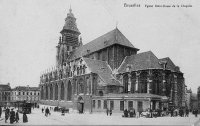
0 0 200 93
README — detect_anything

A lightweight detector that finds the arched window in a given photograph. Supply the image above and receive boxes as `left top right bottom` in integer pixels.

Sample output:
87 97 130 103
80 66 82 75
60 82 65 100
46 85 48 100
152 72 162 95
67 81 72 101
50 84 53 100
139 72 148 93
77 67 79 75
123 74 128 93
55 84 58 100
131 72 136 93
41 86 44 100
78 78 84 94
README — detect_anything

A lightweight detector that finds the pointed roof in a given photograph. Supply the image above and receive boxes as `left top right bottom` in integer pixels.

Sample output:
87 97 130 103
118 51 162 73
61 8 80 34
83 58 122 86
69 28 139 60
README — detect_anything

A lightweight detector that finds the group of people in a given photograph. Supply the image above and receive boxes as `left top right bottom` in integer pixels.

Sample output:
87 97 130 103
42 107 51 117
170 108 194 117
123 109 136 118
4 107 28 124
106 108 112 116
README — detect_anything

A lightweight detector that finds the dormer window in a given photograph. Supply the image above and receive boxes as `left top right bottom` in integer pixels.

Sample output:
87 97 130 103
80 59 83 64
126 64 132 72
104 40 109 46
87 50 90 53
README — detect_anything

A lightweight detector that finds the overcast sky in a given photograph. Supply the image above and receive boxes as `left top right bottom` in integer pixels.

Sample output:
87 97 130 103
0 0 200 93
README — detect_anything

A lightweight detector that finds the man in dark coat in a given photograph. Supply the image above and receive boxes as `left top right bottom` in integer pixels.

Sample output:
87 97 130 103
106 108 109 116
45 107 50 117
42 108 44 113
109 109 112 116
124 109 128 117
185 108 189 117
5 108 9 123
170 108 174 117
195 109 198 117
9 109 15 124
23 112 28 123
15 110 19 123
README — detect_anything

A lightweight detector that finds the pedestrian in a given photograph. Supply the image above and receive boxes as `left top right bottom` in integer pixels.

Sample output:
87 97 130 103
23 112 28 123
195 109 198 117
61 108 65 116
9 108 15 124
109 109 112 116
130 109 134 117
106 108 109 116
45 107 50 117
185 108 189 117
136 111 140 118
15 110 19 123
0 106 2 118
5 108 9 123
170 108 174 117
124 109 128 117
42 108 44 113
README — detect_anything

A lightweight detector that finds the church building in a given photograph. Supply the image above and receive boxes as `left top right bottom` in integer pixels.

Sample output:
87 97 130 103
39 8 185 113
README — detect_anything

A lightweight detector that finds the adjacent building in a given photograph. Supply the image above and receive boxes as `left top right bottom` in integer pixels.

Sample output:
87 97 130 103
185 88 192 110
11 86 40 103
0 83 11 106
39 8 185 113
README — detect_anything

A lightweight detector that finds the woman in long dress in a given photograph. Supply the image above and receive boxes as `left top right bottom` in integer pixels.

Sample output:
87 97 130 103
23 112 28 123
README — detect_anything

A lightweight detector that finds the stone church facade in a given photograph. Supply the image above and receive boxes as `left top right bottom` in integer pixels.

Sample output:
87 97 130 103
39 8 185 113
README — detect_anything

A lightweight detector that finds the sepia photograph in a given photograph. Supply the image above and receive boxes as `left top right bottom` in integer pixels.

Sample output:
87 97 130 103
0 0 200 125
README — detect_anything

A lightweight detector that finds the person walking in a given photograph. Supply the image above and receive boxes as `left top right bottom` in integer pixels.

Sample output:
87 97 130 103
124 109 128 117
42 108 44 113
5 108 9 123
23 112 28 123
9 109 15 124
185 108 189 117
195 109 198 117
170 108 174 117
15 110 19 123
106 108 109 116
109 109 112 116
45 107 50 117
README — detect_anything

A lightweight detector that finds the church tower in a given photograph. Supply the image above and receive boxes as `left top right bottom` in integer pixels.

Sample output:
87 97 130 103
56 7 81 67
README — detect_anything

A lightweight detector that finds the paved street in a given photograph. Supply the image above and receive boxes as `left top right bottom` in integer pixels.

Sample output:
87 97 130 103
0 106 200 125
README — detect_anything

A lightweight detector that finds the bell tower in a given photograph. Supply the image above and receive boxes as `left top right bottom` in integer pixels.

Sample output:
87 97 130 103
56 7 81 67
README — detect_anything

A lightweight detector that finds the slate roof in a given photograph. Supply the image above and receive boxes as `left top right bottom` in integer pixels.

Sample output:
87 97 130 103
118 51 162 73
13 86 39 91
159 57 178 72
0 84 11 91
83 58 122 86
69 28 139 60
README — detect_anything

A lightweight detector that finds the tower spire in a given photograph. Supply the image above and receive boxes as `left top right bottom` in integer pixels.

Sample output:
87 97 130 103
69 4 72 13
